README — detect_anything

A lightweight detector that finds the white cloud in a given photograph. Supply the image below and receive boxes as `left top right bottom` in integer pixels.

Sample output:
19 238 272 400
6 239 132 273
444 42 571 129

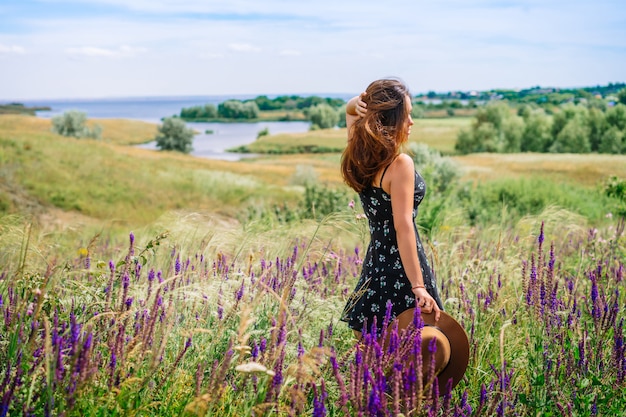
0 44 26 54
65 44 147 58
228 43 261 53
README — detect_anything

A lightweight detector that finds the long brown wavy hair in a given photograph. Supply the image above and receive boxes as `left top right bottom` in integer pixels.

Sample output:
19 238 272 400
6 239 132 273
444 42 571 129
341 78 411 193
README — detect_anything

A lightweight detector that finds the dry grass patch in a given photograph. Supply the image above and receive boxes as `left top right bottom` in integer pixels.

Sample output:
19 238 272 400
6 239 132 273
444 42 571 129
89 119 158 145
453 153 626 186
410 117 472 154
0 114 50 133
242 154 344 186
0 114 158 146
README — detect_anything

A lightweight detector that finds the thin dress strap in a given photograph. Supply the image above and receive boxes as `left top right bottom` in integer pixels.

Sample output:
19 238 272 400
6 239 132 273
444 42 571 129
379 163 392 188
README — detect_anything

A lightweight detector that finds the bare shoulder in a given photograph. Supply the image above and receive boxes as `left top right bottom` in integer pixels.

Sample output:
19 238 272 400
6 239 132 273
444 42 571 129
389 153 414 175
383 153 414 191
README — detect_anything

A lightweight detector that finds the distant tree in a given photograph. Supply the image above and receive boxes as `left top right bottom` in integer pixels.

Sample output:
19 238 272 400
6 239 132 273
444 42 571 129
202 104 218 118
521 110 552 152
180 104 217 120
155 117 194 153
587 107 607 151
307 104 339 130
254 95 281 111
605 104 626 131
617 88 626 105
454 102 515 154
549 116 590 153
337 104 347 128
598 126 623 154
454 129 476 154
297 96 325 109
501 117 524 152
455 122 499 154
218 100 259 119
474 102 512 131
551 104 588 139
51 110 102 139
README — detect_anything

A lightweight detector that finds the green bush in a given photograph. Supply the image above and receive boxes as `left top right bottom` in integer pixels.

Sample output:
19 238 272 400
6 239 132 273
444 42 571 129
155 117 195 153
408 143 460 236
299 183 351 220
306 104 339 130
256 127 270 139
289 165 318 187
51 110 102 139
604 175 626 218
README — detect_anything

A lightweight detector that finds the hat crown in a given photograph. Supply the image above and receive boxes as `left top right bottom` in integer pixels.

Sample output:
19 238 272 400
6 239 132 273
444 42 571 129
421 326 451 375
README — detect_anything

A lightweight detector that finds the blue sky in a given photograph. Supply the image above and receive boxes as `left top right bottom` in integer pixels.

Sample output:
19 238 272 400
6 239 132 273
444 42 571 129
1 0 625 99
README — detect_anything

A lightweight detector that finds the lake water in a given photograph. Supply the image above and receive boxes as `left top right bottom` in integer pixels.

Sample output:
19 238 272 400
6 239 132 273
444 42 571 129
136 120 310 161
19 95 348 160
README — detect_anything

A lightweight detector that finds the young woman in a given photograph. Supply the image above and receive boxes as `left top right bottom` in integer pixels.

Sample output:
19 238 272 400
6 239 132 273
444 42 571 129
340 78 443 338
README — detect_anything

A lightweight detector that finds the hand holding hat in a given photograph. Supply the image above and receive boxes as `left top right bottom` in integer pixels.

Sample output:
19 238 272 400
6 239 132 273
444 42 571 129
383 308 470 397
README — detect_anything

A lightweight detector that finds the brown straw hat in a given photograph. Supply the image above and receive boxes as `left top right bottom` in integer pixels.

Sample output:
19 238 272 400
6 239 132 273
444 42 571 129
390 308 470 396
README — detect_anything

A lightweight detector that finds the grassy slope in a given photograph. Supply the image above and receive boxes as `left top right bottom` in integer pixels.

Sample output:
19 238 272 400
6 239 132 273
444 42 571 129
0 115 302 227
2 114 625 231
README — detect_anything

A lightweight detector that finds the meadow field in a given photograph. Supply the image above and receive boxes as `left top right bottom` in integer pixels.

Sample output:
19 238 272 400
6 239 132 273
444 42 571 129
1 114 625 416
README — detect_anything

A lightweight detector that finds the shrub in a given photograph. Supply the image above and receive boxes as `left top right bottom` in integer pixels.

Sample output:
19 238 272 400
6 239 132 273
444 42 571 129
51 110 102 139
256 127 270 139
155 117 195 153
299 183 351 220
604 175 626 218
307 104 339 130
289 165 318 187
411 105 424 119
408 143 460 236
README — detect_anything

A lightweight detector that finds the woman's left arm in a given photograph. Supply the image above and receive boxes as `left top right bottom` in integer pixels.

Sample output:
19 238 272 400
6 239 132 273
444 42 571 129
388 154 441 321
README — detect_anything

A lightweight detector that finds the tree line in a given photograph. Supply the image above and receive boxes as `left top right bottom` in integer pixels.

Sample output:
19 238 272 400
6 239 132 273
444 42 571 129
179 95 346 123
455 87 626 155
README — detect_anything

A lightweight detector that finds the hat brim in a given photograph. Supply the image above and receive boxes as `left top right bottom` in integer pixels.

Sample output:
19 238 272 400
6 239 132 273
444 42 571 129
393 308 470 396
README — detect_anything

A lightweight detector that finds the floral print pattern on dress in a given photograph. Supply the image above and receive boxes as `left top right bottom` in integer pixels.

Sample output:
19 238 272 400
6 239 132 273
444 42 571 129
341 170 443 335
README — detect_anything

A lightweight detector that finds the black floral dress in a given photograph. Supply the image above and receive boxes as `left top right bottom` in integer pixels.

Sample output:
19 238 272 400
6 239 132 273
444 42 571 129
341 169 443 335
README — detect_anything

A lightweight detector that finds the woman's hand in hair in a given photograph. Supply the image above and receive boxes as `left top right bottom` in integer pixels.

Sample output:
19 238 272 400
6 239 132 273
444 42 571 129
346 92 367 133
354 92 367 118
